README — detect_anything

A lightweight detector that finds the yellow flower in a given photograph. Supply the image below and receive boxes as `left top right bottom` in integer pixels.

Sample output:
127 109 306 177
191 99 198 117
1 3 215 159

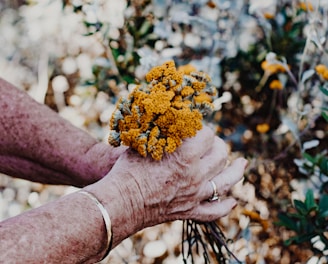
180 86 194 97
269 80 283 90
178 64 197 75
167 108 203 140
192 81 206 92
261 60 286 75
120 129 142 148
315 64 328 80
263 12 274 19
171 99 192 110
194 92 213 104
299 2 314 11
143 90 175 115
165 137 178 153
108 60 216 160
323 70 328 81
256 123 270 134
136 134 148 158
148 138 166 160
315 64 327 75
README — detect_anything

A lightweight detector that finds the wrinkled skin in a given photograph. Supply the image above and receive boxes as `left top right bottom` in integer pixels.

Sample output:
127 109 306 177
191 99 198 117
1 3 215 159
0 127 246 263
86 126 247 248
0 77 125 187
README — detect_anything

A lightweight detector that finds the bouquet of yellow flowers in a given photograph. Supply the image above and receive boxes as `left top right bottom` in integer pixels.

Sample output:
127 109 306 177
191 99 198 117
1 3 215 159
108 60 216 160
108 61 239 263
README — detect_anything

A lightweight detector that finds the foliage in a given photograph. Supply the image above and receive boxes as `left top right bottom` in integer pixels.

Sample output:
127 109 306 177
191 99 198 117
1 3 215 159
71 0 157 85
276 189 328 256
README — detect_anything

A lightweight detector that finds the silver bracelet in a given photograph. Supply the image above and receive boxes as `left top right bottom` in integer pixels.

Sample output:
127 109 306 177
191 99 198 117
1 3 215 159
79 190 112 261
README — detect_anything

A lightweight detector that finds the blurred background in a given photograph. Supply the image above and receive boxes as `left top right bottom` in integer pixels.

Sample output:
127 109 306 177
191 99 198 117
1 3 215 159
0 0 327 263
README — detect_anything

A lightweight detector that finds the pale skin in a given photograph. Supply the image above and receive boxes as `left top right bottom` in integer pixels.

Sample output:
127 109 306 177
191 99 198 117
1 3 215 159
0 78 247 263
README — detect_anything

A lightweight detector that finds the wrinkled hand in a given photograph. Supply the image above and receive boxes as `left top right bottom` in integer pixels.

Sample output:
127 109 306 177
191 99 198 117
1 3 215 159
86 125 247 247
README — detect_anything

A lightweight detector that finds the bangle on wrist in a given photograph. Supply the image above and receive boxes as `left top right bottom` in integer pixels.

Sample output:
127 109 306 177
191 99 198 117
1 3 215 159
79 190 112 261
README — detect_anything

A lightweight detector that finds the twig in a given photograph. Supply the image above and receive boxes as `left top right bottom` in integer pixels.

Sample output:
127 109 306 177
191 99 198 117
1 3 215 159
182 220 241 264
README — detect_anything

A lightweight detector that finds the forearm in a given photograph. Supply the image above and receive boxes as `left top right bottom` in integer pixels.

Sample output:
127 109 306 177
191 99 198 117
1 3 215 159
0 78 123 186
0 192 109 263
0 143 122 186
0 175 141 263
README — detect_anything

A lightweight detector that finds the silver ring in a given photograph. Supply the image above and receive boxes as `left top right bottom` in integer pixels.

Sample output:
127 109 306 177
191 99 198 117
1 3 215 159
209 180 219 202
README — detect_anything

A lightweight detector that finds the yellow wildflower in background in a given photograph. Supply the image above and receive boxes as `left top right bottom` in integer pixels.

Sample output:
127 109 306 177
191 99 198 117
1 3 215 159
263 12 274 19
256 123 270 134
323 71 328 81
299 2 314 11
315 64 328 81
269 79 283 90
261 60 286 75
108 60 217 160
315 64 326 74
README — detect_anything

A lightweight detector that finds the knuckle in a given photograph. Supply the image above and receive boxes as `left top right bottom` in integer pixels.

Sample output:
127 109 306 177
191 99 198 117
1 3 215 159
219 182 230 194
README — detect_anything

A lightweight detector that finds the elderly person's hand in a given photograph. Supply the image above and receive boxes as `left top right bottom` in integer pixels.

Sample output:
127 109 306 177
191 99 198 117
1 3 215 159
86 125 247 248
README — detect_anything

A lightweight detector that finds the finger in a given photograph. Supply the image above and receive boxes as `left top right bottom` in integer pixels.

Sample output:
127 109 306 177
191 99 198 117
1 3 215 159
177 125 215 161
189 198 237 222
197 136 228 178
200 158 247 201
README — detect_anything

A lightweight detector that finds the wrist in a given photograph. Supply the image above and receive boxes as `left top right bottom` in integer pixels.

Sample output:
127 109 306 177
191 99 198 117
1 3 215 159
77 143 127 187
78 190 113 261
85 174 145 248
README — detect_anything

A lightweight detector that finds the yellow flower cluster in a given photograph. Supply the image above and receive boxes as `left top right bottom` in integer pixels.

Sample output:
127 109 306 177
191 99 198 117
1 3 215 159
315 64 328 80
108 61 217 160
